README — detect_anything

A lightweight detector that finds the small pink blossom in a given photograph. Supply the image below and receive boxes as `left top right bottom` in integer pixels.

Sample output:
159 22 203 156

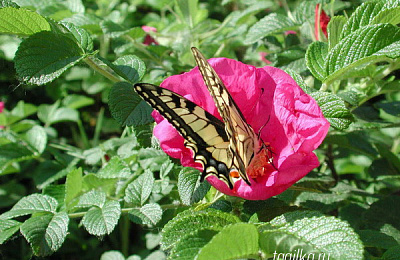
259 52 272 64
152 58 329 200
285 30 297 36
142 26 158 45
0 102 4 129
315 4 330 40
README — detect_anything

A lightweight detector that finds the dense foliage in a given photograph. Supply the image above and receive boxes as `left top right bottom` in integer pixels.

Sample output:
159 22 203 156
1 0 400 259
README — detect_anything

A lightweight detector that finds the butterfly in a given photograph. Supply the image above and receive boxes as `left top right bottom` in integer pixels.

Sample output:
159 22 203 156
134 47 273 189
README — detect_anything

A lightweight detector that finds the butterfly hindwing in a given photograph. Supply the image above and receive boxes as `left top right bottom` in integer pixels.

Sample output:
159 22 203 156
134 83 237 188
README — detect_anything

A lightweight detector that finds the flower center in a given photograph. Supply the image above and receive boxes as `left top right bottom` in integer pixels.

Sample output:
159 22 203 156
246 147 275 179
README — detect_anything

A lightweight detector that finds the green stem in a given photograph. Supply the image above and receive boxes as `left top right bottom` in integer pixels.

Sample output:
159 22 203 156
92 107 105 147
121 214 130 257
77 119 90 149
84 56 121 83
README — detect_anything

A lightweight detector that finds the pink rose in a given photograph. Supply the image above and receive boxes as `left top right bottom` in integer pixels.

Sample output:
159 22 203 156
142 26 158 45
152 58 329 200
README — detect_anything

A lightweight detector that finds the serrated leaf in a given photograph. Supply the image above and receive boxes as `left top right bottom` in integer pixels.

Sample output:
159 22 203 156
305 41 328 81
328 16 347 50
100 250 126 260
310 92 353 130
15 31 85 85
24 125 47 154
20 212 69 257
259 211 363 260
65 168 83 209
60 21 93 52
0 7 50 36
178 168 201 206
97 156 131 179
245 13 297 44
77 190 106 208
161 209 241 251
82 174 118 193
0 194 58 219
168 230 217 260
325 24 400 84
0 219 21 244
124 169 154 206
196 223 258 260
110 55 146 84
340 0 400 39
82 200 121 236
129 203 162 226
109 82 154 127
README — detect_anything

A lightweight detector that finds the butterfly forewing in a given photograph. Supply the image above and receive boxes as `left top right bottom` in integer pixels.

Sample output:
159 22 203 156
191 47 259 185
134 83 237 188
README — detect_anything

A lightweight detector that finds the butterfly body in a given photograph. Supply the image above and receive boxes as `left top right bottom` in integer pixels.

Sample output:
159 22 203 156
134 48 272 189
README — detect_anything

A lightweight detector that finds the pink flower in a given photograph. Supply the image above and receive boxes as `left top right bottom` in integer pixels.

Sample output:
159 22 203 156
0 102 4 129
152 58 329 200
142 26 158 45
314 4 330 41
285 30 297 36
259 52 272 64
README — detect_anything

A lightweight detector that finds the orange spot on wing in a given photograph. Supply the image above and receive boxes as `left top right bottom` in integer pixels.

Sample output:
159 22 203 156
230 170 240 178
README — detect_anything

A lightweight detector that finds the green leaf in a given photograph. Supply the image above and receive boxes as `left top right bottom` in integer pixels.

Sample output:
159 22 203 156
77 190 106 208
325 24 400 84
174 0 200 27
81 200 121 236
20 212 69 257
0 7 50 36
100 250 126 260
129 203 163 226
0 219 21 244
124 169 154 206
0 194 58 219
109 82 154 127
0 0 19 8
363 196 400 230
24 125 47 154
328 16 347 50
245 13 297 44
161 209 241 251
258 211 363 260
358 230 398 249
382 245 400 260
168 230 217 260
196 223 258 260
340 0 400 39
0 142 35 175
97 156 131 179
177 168 201 206
60 22 93 52
8 100 37 124
38 102 79 125
310 92 353 130
65 168 83 209
62 94 94 109
305 41 328 81
110 55 146 84
15 31 85 85
372 7 400 25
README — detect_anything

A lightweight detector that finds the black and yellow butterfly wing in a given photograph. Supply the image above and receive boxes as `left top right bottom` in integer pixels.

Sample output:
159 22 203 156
191 47 259 185
133 83 237 188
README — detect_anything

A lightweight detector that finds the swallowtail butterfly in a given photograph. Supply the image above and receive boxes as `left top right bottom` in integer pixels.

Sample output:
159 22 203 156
134 47 273 189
